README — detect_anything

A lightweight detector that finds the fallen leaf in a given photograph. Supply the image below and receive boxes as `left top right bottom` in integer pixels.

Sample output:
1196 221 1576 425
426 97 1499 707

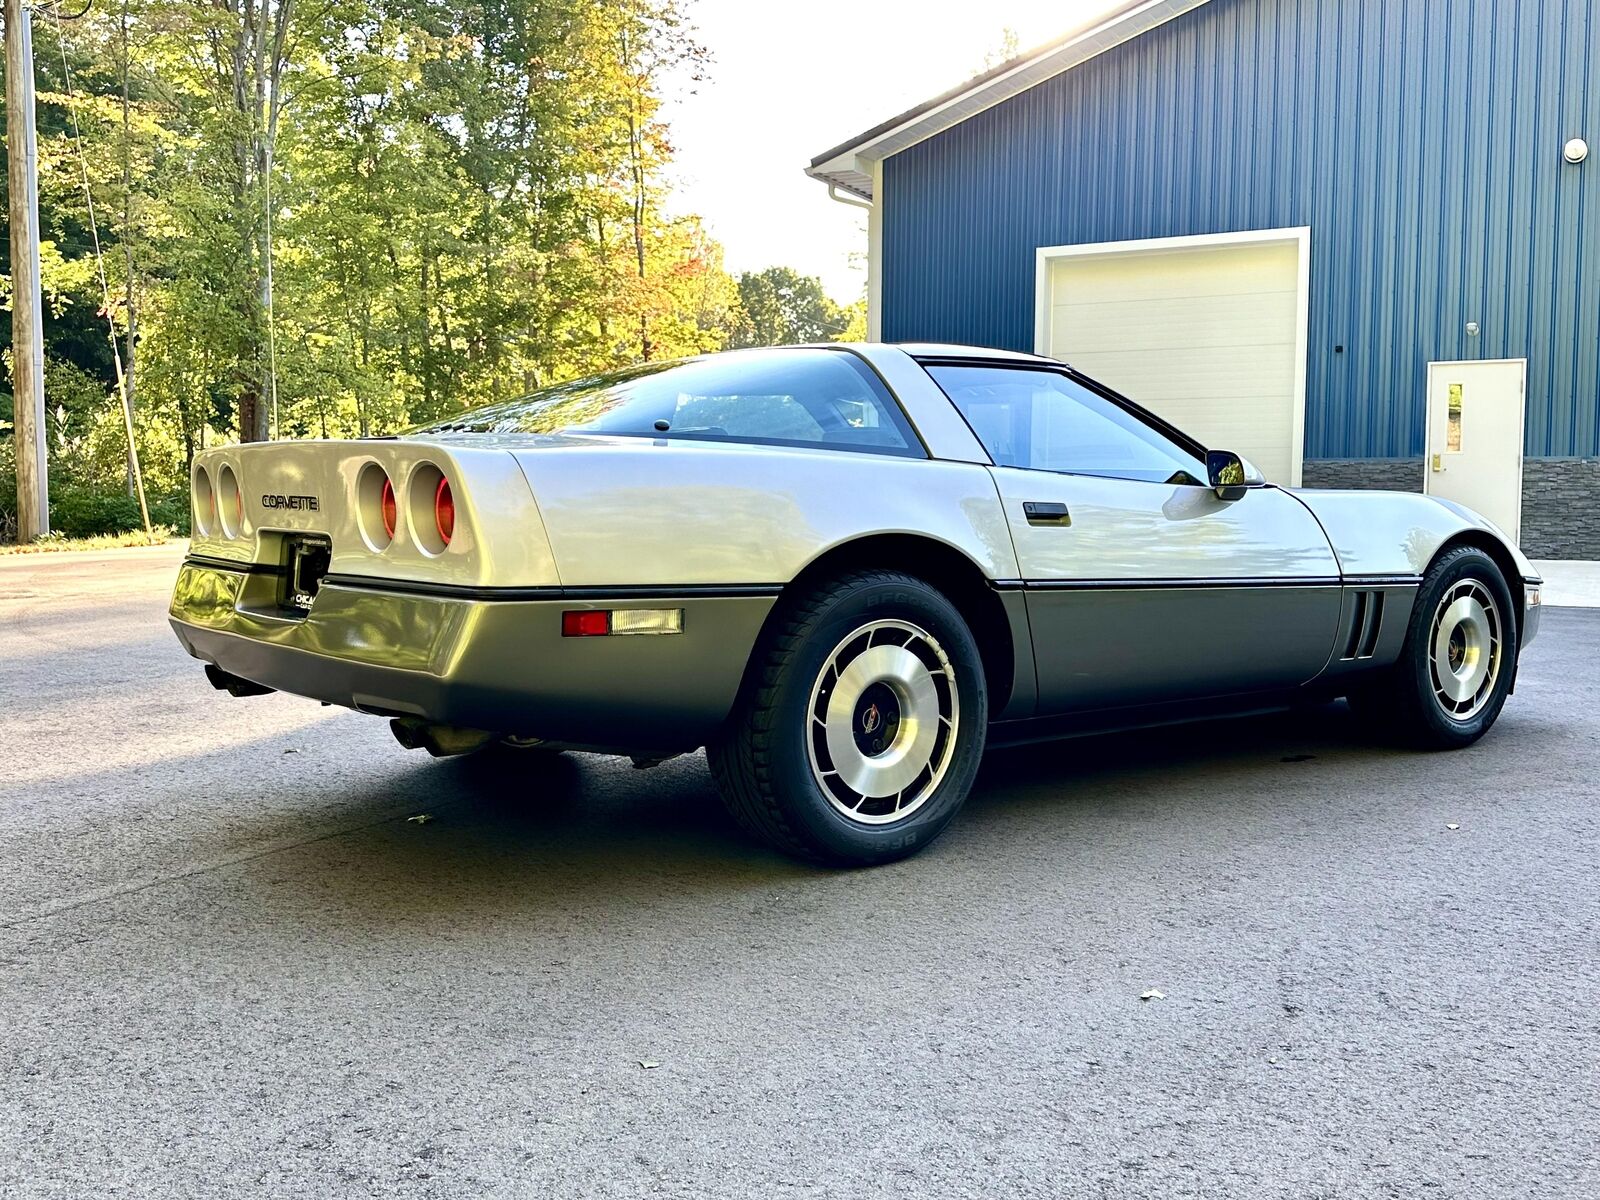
1140 989 1165 1002
1446 823 1460 831
283 748 301 755
407 814 434 825
639 1060 660 1070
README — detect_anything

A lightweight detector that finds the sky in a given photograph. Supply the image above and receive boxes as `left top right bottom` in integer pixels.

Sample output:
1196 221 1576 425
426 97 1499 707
660 0 1125 302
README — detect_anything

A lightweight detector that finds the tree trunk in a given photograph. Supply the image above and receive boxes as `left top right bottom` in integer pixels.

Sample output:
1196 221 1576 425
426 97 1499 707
228 0 293 442
6 0 50 539
625 102 650 361
121 0 138 494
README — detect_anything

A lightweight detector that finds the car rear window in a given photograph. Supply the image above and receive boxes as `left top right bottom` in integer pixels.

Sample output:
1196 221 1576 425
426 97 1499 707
416 349 923 458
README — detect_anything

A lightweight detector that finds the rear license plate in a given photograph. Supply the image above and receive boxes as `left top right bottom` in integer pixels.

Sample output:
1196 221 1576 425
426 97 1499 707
282 536 332 614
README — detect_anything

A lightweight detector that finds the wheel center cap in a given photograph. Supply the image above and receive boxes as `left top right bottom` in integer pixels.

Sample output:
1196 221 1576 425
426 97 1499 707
853 682 901 757
861 703 882 735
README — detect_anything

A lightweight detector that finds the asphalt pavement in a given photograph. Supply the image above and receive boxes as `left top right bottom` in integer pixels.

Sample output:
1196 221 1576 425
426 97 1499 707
2 545 1597 1199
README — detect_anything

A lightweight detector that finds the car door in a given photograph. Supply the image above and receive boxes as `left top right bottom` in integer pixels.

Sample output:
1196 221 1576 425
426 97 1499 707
922 361 1342 714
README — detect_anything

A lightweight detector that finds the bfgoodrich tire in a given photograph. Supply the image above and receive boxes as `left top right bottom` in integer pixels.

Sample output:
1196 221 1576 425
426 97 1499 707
1350 546 1518 749
709 571 988 866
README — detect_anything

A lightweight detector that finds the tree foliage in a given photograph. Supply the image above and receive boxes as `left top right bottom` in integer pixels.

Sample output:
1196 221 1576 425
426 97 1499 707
729 266 861 349
0 0 858 533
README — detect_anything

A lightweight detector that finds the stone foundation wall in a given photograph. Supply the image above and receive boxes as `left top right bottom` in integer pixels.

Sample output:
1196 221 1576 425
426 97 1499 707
1520 459 1600 559
1301 457 1600 559
1300 458 1424 493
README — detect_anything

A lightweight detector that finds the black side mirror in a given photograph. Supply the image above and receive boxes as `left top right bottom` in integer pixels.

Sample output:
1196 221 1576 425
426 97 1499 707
1207 450 1250 501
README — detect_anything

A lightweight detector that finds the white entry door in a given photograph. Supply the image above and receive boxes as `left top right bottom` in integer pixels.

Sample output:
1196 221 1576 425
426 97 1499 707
1424 359 1526 542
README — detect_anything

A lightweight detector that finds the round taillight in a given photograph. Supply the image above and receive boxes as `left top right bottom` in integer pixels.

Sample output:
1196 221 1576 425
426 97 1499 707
434 476 455 546
381 477 397 540
217 464 242 538
406 462 450 555
193 467 215 536
357 462 395 551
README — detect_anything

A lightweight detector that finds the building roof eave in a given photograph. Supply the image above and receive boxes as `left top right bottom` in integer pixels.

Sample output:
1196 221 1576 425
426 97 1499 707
804 0 1216 201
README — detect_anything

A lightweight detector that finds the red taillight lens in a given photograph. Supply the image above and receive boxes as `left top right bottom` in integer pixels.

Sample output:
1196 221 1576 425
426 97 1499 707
380 477 397 540
562 610 611 637
434 476 455 545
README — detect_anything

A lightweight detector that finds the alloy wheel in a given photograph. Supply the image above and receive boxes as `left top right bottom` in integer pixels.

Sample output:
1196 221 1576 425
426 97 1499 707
805 619 959 824
1428 579 1503 722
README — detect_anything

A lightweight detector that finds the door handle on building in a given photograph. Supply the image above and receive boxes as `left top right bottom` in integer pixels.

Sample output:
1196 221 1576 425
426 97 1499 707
1432 453 1443 472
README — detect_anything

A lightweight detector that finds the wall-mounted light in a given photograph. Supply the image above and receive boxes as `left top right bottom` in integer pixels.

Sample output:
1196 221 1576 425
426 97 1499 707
1564 137 1589 164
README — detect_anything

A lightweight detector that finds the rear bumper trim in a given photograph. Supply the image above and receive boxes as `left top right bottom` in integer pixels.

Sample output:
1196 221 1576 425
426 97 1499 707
187 552 284 577
170 560 775 751
318 571 784 603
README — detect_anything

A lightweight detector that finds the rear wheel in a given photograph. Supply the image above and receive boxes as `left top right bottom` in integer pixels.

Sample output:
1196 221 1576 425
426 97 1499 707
709 571 988 866
1349 546 1517 748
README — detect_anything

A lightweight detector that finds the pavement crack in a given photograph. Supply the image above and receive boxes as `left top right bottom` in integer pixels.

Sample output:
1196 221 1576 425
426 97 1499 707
0 799 460 931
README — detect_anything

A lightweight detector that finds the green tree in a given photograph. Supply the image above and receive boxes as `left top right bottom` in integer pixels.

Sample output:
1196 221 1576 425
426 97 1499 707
2 0 862 541
728 266 853 348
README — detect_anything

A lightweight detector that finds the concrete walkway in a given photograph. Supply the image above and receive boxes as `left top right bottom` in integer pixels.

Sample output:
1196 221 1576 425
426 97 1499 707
1532 559 1600 608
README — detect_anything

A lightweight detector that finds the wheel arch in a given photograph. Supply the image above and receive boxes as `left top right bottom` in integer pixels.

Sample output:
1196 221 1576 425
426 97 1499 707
1429 532 1525 627
744 533 1027 720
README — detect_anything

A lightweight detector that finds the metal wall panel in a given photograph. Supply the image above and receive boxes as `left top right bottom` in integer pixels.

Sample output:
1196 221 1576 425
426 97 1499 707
882 0 1600 459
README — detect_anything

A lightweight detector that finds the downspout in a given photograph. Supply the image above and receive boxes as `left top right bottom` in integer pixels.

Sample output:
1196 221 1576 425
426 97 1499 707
820 164 882 341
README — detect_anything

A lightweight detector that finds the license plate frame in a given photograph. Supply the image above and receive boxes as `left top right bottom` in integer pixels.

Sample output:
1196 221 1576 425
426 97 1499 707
281 535 332 615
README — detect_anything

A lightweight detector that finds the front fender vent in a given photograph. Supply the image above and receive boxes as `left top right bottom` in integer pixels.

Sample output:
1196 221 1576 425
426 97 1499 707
1340 590 1386 661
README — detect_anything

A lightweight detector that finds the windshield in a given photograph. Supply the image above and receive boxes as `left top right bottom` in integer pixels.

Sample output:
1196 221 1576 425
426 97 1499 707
415 349 922 457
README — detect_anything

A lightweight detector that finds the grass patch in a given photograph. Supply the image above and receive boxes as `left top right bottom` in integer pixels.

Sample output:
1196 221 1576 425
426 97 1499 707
0 526 180 555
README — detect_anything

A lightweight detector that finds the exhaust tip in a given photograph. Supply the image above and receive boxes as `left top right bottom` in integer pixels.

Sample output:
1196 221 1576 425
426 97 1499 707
389 718 495 757
204 664 275 697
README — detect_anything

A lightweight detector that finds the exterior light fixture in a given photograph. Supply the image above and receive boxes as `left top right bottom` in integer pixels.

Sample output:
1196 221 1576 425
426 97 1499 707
1563 137 1589 164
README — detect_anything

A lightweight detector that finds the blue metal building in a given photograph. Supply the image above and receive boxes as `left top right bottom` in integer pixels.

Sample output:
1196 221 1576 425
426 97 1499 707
809 0 1599 557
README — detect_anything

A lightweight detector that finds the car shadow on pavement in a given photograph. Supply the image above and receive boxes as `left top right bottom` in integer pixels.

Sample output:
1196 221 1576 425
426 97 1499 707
188 700 1411 919
971 700 1370 795
33 690 1557 936
236 746 821 920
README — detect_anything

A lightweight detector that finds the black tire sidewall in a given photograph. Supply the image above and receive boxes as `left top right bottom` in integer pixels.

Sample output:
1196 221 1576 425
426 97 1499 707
765 577 988 864
1401 548 1518 745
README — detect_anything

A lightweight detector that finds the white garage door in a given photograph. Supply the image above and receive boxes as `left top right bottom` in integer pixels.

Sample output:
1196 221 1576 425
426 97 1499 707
1037 230 1308 485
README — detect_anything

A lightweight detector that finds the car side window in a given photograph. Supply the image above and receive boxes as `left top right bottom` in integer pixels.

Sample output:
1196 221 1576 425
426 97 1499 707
925 364 1209 484
421 349 923 458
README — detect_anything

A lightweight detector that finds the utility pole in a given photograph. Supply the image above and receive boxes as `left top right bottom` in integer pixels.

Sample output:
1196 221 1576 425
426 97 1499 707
5 0 48 540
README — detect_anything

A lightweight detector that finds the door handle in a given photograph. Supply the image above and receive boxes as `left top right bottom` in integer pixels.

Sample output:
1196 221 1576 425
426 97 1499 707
1022 501 1071 527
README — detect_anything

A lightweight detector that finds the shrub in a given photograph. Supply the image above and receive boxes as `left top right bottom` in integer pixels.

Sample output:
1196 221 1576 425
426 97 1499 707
46 486 191 539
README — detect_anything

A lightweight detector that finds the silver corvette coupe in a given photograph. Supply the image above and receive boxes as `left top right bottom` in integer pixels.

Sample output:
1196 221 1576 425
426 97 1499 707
171 344 1542 865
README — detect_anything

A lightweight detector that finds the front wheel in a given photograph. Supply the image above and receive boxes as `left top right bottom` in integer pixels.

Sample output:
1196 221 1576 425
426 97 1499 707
709 571 988 866
1349 546 1518 748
